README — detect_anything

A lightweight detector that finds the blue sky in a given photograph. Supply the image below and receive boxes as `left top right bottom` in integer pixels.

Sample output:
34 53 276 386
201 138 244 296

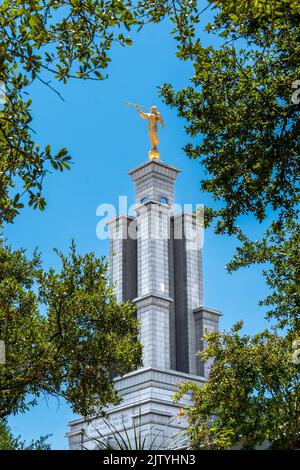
5 16 272 449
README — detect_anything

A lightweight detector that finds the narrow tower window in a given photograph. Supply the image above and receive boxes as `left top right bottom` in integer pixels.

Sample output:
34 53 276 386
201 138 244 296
141 196 149 204
160 195 168 205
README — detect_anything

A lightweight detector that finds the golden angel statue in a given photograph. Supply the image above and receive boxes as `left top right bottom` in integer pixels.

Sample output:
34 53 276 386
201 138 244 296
127 103 164 159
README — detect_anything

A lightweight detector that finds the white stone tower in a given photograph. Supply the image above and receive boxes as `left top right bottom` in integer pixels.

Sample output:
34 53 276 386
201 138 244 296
66 159 222 449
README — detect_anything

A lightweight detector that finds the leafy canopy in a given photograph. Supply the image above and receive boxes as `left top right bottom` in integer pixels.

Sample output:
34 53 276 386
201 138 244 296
0 418 51 450
0 0 200 223
0 241 142 419
160 1 300 331
175 323 300 450
161 1 300 233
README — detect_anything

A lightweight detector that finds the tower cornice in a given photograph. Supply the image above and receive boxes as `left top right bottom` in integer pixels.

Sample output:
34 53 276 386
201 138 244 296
128 159 181 180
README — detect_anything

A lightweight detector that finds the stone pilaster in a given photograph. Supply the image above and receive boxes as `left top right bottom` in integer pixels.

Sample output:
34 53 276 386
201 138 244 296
193 307 222 377
173 212 203 375
108 215 137 303
134 294 172 369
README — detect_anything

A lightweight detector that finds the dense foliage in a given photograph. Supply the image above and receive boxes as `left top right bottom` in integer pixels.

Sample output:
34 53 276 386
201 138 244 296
175 323 300 450
160 2 300 330
0 418 51 449
0 0 201 223
0 241 142 419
